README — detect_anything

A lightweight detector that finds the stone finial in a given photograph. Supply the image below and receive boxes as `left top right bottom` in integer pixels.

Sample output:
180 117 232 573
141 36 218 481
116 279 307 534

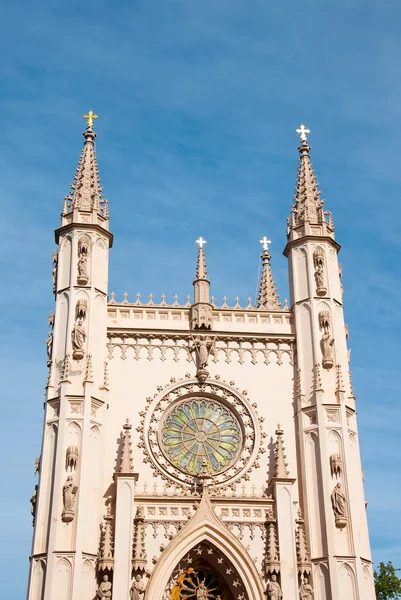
61 354 71 382
335 364 345 394
98 504 114 571
274 425 289 478
118 419 134 474
296 509 311 566
84 354 93 383
295 368 303 398
313 363 324 392
256 241 280 310
195 238 208 280
132 505 147 571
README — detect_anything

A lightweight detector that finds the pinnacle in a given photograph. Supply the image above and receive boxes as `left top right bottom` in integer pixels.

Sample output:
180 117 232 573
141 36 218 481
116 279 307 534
274 424 289 478
62 124 108 223
256 249 280 310
195 246 208 281
118 419 134 474
287 139 332 237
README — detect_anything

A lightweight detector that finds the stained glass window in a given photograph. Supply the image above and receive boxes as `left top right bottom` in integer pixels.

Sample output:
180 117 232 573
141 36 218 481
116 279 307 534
161 399 242 475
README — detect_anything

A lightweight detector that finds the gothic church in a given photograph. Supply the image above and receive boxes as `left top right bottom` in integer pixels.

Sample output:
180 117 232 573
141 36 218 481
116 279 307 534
27 115 375 600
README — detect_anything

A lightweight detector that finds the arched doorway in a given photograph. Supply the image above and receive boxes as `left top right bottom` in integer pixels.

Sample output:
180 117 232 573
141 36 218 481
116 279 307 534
164 542 247 600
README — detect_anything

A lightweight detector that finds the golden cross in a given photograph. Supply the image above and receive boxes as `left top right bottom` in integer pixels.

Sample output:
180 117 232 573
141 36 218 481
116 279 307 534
83 110 98 129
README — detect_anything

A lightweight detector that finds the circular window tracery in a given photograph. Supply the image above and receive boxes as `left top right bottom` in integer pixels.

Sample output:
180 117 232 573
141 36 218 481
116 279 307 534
161 399 242 475
140 377 263 488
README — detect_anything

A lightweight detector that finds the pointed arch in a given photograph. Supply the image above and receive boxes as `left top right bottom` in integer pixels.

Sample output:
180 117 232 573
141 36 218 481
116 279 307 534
146 491 265 600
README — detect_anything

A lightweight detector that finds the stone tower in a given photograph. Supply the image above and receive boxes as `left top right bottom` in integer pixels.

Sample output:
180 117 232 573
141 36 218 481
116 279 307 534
27 119 375 600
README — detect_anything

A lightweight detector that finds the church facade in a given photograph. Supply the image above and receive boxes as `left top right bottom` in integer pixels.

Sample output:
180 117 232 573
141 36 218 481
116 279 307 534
27 116 375 600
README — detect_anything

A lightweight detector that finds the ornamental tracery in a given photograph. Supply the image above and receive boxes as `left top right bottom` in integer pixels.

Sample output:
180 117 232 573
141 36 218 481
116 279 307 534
138 376 265 488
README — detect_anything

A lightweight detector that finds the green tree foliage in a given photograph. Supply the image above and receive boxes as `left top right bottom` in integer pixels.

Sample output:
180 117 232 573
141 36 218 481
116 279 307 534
374 562 401 599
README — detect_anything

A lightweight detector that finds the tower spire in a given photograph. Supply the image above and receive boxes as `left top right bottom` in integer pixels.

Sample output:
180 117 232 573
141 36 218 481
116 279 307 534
274 424 289 478
256 237 280 310
190 238 213 329
118 419 133 474
287 126 334 242
61 111 109 230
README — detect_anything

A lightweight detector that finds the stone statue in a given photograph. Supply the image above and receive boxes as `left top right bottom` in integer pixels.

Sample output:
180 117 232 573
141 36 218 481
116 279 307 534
34 456 40 476
320 332 334 369
45 331 53 364
331 482 347 528
299 576 314 599
71 319 86 360
313 247 327 296
52 252 58 293
62 476 78 522
97 575 112 599
131 574 145 600
77 239 90 284
266 575 283 600
30 485 38 525
196 582 208 599
192 336 215 383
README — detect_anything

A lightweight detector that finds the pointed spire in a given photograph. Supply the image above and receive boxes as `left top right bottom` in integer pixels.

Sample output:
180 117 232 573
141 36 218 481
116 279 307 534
84 354 93 383
118 419 133 473
190 238 213 330
194 237 208 281
274 424 289 478
335 364 345 395
98 504 114 571
287 126 334 241
61 112 109 229
313 363 324 392
296 508 311 568
256 238 280 310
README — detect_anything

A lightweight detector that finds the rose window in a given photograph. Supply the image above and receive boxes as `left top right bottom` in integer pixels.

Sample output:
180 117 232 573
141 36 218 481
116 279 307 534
161 399 242 476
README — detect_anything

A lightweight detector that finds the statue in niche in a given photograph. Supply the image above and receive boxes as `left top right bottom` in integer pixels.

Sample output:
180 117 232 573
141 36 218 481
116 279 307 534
320 332 334 369
191 335 216 383
299 576 314 599
266 575 283 600
77 239 90 285
331 482 347 529
45 331 53 366
97 575 112 599
196 582 208 599
319 310 334 369
130 574 145 600
313 247 327 296
61 475 78 522
71 319 86 360
52 252 58 294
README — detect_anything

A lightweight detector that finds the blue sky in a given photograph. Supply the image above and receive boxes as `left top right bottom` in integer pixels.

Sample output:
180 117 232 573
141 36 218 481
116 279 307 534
1 0 400 596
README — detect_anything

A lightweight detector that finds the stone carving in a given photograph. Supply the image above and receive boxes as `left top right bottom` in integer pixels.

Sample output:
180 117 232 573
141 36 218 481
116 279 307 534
77 238 90 285
52 251 58 294
299 575 314 599
97 574 112 599
34 456 40 476
30 485 38 526
190 335 216 383
61 476 78 522
130 574 145 600
65 446 79 471
318 310 334 369
133 506 147 571
71 319 86 360
48 311 55 329
330 453 342 478
266 575 283 599
45 331 53 367
313 247 327 296
331 482 347 529
75 299 88 320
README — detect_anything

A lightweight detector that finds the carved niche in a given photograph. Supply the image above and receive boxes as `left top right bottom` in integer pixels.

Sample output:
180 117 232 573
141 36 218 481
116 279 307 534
318 310 334 369
65 446 79 471
313 247 327 296
77 238 90 285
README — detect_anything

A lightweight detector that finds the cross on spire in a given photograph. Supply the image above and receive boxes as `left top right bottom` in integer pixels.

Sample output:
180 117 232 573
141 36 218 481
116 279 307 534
259 236 271 253
196 237 207 248
296 124 310 142
83 110 98 129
